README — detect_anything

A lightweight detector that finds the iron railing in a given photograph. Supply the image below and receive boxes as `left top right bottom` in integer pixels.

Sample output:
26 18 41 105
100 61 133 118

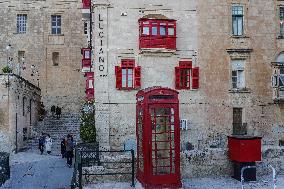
0 152 10 187
71 144 135 189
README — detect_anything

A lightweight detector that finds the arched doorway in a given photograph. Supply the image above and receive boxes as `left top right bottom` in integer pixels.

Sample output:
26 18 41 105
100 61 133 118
136 87 181 188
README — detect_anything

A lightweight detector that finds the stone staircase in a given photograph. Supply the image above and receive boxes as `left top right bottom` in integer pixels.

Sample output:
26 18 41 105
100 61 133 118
27 113 81 156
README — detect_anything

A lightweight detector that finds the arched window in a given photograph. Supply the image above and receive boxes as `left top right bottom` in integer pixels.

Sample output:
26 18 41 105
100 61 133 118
138 14 176 50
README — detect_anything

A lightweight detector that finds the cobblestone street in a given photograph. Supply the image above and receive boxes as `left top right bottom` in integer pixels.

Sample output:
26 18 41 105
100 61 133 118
0 152 73 189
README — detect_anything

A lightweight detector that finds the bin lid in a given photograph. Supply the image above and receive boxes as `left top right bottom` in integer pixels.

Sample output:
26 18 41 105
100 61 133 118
228 135 262 140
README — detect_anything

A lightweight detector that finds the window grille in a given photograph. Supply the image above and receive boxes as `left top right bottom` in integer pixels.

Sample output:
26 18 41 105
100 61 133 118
51 15 61 34
17 14 27 33
232 5 244 36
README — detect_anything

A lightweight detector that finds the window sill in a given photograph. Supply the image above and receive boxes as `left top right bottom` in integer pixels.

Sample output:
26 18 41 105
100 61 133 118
14 32 27 35
140 48 176 55
229 88 251 93
230 35 249 39
119 88 139 91
49 34 64 36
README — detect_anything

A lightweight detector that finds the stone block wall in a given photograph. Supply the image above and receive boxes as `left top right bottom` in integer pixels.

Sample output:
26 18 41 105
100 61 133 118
0 0 86 112
0 74 41 153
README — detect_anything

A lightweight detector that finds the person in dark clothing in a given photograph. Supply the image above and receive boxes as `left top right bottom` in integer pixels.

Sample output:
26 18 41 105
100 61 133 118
66 134 74 167
58 107 62 119
51 105 55 118
38 133 45 155
55 106 60 119
61 138 66 158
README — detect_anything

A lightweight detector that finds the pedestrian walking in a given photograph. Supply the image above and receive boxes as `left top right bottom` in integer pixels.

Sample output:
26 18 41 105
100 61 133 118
38 133 45 155
51 105 55 118
66 134 74 167
61 138 66 158
45 134 53 154
55 106 60 119
58 107 62 119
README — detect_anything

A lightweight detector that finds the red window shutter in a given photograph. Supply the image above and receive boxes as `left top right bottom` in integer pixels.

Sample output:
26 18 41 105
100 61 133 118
175 67 181 89
115 66 122 89
134 66 141 89
192 67 199 89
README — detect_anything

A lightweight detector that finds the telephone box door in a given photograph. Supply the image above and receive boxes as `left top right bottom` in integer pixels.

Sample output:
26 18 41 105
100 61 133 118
148 104 180 186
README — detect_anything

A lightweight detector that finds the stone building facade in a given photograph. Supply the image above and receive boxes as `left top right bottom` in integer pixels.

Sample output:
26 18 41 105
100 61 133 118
0 74 41 153
0 0 86 112
92 0 284 178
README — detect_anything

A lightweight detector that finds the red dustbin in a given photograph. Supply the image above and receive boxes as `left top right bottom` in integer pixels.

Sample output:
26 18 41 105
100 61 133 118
227 136 262 181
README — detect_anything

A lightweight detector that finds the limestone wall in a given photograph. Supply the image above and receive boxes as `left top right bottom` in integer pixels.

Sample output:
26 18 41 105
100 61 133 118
0 74 41 153
0 0 86 112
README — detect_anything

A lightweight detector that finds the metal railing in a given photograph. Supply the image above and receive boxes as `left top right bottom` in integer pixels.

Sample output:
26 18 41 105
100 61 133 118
0 152 10 187
71 145 135 189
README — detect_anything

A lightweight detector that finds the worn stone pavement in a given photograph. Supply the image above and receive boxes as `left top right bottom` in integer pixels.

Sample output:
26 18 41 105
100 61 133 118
0 152 73 189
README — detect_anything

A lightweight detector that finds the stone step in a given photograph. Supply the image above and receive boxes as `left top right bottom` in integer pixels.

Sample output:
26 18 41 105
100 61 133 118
28 112 81 156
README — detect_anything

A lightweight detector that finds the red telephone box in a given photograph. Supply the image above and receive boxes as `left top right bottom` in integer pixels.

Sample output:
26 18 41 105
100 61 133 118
136 87 182 188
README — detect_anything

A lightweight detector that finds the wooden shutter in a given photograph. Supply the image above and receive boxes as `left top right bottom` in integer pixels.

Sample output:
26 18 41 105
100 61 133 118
192 67 199 89
115 66 122 89
134 66 141 89
175 67 181 89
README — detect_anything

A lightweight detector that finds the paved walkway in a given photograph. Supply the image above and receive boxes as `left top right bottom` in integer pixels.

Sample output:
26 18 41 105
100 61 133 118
0 152 73 189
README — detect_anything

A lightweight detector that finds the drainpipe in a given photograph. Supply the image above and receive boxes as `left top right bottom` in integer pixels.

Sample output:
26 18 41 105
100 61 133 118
268 165 277 189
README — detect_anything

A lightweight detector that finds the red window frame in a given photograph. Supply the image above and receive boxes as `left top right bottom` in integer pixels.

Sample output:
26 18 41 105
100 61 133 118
115 59 141 90
82 48 91 68
175 61 199 90
139 18 176 49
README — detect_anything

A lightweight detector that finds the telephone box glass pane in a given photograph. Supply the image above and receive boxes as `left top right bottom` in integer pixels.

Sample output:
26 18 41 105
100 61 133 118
151 107 175 175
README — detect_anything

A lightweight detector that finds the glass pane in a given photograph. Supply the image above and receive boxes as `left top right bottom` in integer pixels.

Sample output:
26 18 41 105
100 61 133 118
237 17 243 35
88 80 93 89
143 27 149 35
160 26 166 36
152 27 158 35
280 75 284 86
232 5 243 15
122 69 126 75
281 7 284 20
168 28 174 36
232 17 238 35
128 78 133 87
232 71 237 76
52 28 56 34
122 74 126 87
151 107 175 175
57 28 61 34
85 51 90 59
